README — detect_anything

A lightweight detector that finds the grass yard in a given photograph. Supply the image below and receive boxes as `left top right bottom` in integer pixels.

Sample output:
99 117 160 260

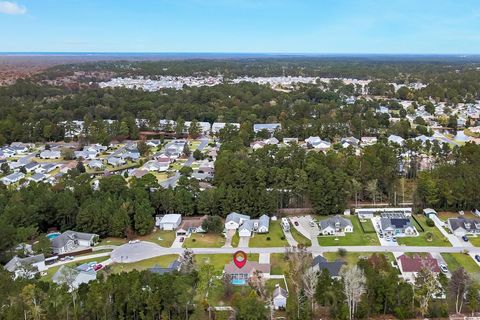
441 253 480 275
97 237 127 246
437 211 478 221
139 230 176 247
289 226 312 247
318 216 380 246
469 236 480 247
195 253 259 273
358 217 376 233
151 172 169 182
110 254 179 274
397 215 451 247
323 251 395 265
270 253 288 275
171 160 187 171
231 232 240 247
249 221 289 247
189 141 201 151
184 233 225 248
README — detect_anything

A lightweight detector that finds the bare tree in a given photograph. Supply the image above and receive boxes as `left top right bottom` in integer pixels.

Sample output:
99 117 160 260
450 267 470 314
414 267 440 317
286 246 313 318
248 270 267 300
340 265 366 320
303 267 318 314
179 249 196 274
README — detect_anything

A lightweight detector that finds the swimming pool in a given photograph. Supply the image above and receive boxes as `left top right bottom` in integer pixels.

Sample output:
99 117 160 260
46 232 61 240
231 279 246 286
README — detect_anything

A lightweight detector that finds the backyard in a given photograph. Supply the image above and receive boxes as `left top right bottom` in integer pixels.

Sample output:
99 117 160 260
109 254 179 274
270 253 288 275
195 253 259 273
318 216 380 246
397 215 451 247
249 221 289 247
183 233 225 248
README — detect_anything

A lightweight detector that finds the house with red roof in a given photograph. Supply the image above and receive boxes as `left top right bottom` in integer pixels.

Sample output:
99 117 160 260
397 253 441 283
223 261 270 285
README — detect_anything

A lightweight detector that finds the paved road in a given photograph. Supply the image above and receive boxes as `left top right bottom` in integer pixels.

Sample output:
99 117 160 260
161 138 209 188
109 241 480 264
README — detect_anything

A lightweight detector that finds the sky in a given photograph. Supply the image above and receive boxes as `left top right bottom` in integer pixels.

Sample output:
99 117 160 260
1 0 480 54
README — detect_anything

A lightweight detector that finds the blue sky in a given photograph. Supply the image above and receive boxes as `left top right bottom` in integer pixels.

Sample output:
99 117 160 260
1 0 480 53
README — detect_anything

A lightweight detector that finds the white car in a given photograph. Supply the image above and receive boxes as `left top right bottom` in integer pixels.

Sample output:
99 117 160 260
440 264 448 274
128 240 140 244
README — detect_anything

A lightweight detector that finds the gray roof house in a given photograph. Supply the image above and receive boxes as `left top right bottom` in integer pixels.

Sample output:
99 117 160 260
29 173 47 183
253 123 281 133
380 213 415 236
52 265 96 290
448 218 480 236
51 231 98 254
87 159 104 170
4 254 46 279
149 259 183 275
1 172 25 185
273 286 288 310
319 215 353 235
107 157 126 167
227 213 270 237
225 212 251 230
24 162 40 173
311 255 345 278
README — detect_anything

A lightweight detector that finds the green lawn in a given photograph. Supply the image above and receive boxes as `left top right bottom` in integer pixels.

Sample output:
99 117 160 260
323 251 395 265
289 226 312 247
231 232 240 247
249 221 289 247
195 253 259 274
318 216 380 246
184 233 225 248
441 253 480 275
139 230 176 247
96 237 127 246
358 218 376 233
469 236 480 247
270 253 288 275
109 254 179 274
397 215 451 247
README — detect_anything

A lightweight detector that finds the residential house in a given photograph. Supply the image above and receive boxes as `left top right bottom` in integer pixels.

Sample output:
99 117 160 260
130 169 148 178
423 208 437 218
175 215 208 236
272 286 288 310
388 135 405 146
51 231 98 254
52 265 97 290
223 261 271 285
107 157 126 167
211 122 240 134
225 212 251 230
149 259 183 275
253 123 281 134
184 121 211 135
447 217 480 236
380 213 416 236
250 141 266 150
1 172 25 185
4 254 46 279
305 136 331 151
156 214 182 230
311 255 345 279
397 253 441 283
87 159 104 170
283 138 298 144
146 140 162 148
360 137 378 146
74 150 98 160
143 160 169 172
40 150 61 159
29 173 47 183
341 136 360 148
319 215 353 236
24 162 40 173
36 163 58 174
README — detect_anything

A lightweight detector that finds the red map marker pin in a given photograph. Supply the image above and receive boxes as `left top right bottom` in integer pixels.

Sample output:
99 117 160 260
233 250 247 268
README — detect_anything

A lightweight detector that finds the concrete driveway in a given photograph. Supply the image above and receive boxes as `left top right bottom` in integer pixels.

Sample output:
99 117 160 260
430 215 468 247
289 215 320 247
282 229 298 247
259 253 270 264
238 236 250 248
222 230 235 248
171 236 185 248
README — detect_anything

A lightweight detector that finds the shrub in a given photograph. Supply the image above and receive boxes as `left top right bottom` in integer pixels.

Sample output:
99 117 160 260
425 217 435 227
338 248 347 257
192 238 196 242
266 237 271 241
280 236 285 240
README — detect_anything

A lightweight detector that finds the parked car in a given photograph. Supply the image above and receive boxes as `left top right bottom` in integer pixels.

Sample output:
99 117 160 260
93 264 104 271
294 221 299 226
129 240 140 244
475 255 480 263
385 236 391 241
440 264 448 274
462 235 469 242
379 234 384 238
309 221 316 227
179 237 185 243
392 237 397 242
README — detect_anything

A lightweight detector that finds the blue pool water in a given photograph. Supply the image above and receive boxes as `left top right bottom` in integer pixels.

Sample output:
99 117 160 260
231 279 246 286
46 232 60 240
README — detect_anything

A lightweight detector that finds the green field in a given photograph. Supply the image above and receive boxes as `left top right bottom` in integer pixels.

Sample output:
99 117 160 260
184 233 225 248
289 226 312 247
110 254 179 274
397 215 451 247
323 251 395 265
318 216 380 246
441 253 480 275
469 237 480 247
97 237 127 246
140 230 176 247
249 221 289 247
270 253 288 275
358 217 376 233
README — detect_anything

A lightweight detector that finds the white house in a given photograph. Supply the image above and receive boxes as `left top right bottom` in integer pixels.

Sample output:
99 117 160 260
272 286 288 310
1 172 25 185
305 136 331 151
225 212 251 230
156 214 182 230
51 231 98 254
388 135 405 146
143 160 169 172
52 265 97 291
319 215 353 235
40 150 61 159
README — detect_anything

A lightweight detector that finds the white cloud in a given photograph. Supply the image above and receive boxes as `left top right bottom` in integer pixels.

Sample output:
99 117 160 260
0 1 26 15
